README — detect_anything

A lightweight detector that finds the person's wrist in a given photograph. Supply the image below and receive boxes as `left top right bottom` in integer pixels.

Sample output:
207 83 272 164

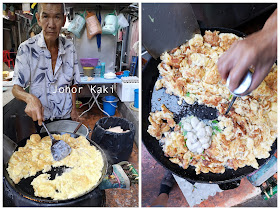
25 93 35 104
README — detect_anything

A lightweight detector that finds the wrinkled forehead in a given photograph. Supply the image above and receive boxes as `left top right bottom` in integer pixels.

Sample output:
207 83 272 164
38 3 64 15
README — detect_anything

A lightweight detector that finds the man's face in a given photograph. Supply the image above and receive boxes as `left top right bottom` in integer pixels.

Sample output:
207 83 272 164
36 4 66 43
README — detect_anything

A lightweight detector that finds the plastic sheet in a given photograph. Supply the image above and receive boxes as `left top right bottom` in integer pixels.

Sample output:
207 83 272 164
92 117 135 164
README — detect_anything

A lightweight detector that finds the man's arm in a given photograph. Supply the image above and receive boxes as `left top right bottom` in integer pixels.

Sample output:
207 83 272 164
70 42 81 121
218 9 277 94
70 85 79 121
12 84 44 125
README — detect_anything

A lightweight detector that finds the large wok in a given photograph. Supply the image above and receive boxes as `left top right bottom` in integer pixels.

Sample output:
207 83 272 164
142 28 277 187
4 132 109 204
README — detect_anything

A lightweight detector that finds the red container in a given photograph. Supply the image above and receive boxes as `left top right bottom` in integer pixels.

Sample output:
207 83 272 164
116 71 124 75
80 58 99 67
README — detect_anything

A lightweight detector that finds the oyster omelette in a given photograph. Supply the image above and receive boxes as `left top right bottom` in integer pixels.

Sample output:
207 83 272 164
7 134 104 200
147 31 277 175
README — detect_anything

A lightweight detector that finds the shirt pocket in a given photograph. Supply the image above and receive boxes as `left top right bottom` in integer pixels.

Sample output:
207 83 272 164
56 69 75 87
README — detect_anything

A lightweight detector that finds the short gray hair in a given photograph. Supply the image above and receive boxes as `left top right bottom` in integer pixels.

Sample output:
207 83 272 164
37 3 65 15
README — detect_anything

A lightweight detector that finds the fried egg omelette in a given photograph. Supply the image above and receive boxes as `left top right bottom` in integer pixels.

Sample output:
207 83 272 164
7 133 104 200
148 31 277 174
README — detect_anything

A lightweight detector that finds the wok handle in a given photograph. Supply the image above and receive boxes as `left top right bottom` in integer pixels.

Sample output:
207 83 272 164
99 164 130 190
88 124 92 133
218 180 241 190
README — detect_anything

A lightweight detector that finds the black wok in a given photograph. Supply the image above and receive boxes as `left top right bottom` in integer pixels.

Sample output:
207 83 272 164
142 28 277 186
4 132 108 203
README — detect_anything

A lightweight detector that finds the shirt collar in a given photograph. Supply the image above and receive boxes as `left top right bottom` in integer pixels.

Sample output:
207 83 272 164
37 31 66 55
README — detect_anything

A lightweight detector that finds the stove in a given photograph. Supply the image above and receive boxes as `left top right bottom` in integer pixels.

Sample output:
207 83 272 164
3 177 106 207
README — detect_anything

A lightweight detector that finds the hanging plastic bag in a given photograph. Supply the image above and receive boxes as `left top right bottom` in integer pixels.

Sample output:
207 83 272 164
67 11 86 39
86 11 102 40
117 13 129 29
102 11 118 36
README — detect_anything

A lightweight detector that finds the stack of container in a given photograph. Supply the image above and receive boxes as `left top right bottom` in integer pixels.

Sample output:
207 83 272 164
117 76 139 102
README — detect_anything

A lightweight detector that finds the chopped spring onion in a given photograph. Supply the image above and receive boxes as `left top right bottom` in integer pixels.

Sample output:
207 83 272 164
212 120 218 124
184 139 187 147
201 156 205 160
190 157 193 160
179 122 182 127
186 92 190 97
183 131 188 136
229 94 233 100
213 126 221 132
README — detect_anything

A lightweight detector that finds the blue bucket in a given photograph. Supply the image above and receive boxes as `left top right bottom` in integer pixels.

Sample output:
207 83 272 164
102 96 119 116
134 89 139 108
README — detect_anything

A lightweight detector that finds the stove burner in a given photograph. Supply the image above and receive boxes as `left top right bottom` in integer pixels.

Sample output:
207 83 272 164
3 177 106 207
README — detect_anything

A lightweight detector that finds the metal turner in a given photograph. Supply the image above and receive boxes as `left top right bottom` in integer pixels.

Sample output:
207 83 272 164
225 71 253 115
42 122 72 161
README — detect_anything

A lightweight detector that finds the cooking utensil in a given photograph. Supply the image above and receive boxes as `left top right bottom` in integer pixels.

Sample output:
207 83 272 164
73 122 83 134
142 3 200 59
42 122 72 161
40 120 90 137
225 96 237 115
4 132 108 203
225 71 253 115
142 27 276 185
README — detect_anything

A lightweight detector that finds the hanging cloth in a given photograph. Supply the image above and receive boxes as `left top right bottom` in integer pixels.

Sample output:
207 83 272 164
96 7 101 50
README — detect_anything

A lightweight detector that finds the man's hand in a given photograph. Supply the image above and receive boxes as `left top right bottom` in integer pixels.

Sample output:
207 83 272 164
218 9 277 94
25 94 44 126
71 108 79 121
12 85 44 125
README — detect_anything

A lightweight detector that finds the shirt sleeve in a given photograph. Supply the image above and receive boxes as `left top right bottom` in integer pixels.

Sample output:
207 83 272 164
72 46 81 85
12 44 31 88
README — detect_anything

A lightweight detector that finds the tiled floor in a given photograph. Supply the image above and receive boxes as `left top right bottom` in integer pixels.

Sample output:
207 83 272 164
141 142 274 207
76 102 139 207
141 143 189 207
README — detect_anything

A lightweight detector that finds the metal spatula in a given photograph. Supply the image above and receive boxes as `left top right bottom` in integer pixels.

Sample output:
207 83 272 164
42 122 72 161
142 3 200 59
225 71 253 115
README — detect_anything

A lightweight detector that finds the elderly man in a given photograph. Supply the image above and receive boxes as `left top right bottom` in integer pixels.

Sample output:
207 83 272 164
12 3 80 133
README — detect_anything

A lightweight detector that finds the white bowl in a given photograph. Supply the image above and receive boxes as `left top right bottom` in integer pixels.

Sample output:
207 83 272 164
104 72 116 79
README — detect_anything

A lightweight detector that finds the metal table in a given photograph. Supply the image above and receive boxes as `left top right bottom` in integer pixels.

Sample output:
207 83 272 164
78 77 122 117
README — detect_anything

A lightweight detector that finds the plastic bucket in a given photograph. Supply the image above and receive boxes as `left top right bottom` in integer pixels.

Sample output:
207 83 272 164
102 96 119 116
134 89 139 108
83 67 94 77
